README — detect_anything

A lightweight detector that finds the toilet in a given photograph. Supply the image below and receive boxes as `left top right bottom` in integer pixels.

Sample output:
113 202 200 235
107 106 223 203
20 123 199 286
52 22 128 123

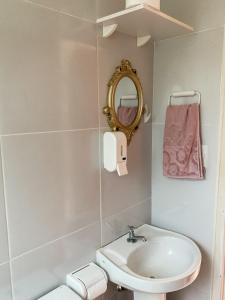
38 285 82 300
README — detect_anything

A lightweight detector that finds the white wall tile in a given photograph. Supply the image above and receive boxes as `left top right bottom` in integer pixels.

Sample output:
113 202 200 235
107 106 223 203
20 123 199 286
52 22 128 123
152 4 225 299
153 28 224 126
0 0 98 134
97 0 125 18
102 200 150 245
144 123 152 198
0 263 12 300
151 121 219 297
11 222 100 300
2 130 100 257
101 125 148 219
99 27 153 241
161 0 225 31
152 124 218 237
98 31 153 229
152 18 225 300
29 0 97 21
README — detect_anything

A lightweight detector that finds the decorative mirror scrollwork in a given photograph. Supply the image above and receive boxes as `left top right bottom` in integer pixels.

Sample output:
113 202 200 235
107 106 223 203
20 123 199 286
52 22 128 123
103 59 144 144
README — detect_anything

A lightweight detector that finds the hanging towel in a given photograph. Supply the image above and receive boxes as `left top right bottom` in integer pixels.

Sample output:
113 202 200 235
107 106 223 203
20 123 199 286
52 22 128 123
163 103 204 179
117 106 138 126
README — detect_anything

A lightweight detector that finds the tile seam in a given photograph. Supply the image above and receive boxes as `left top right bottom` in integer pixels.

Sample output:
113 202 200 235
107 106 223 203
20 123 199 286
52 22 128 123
0 261 10 267
102 198 150 221
0 127 99 138
96 32 103 246
0 138 15 299
157 25 225 43
23 0 96 24
152 122 216 127
10 220 100 262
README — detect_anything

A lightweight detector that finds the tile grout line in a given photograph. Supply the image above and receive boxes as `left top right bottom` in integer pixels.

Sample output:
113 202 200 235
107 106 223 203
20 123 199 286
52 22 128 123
0 260 10 267
10 220 100 262
151 41 156 225
0 193 150 291
0 127 99 138
102 198 150 222
209 29 225 299
0 137 15 300
0 195 151 267
144 44 154 204
144 126 150 208
23 0 96 25
157 25 225 43
152 122 215 127
96 31 103 246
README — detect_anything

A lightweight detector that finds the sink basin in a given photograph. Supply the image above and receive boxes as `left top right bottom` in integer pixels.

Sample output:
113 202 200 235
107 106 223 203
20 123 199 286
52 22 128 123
96 224 201 300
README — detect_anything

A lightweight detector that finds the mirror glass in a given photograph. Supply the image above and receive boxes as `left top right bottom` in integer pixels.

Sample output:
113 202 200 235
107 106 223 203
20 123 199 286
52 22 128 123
115 77 138 126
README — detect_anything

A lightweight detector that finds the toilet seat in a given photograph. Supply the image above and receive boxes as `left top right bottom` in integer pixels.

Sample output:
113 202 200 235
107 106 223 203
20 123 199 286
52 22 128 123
38 285 83 300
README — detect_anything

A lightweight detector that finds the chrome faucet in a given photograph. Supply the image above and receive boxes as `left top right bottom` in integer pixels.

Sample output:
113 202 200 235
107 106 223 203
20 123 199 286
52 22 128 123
127 226 147 243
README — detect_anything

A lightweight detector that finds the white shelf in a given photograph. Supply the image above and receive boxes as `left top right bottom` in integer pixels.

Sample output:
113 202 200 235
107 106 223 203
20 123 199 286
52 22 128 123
97 4 193 46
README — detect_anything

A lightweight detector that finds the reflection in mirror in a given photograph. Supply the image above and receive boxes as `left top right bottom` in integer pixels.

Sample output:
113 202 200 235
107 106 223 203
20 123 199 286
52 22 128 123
115 77 138 126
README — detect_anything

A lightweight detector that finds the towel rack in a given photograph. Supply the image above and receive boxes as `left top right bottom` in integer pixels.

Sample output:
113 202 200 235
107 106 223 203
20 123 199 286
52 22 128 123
119 95 151 123
120 95 137 106
169 90 201 105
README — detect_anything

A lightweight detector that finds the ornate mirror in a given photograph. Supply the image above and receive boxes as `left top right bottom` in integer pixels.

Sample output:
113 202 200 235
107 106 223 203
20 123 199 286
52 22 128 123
103 60 144 144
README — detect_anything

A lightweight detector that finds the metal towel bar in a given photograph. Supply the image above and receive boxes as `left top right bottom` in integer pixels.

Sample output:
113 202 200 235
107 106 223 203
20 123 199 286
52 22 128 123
120 95 137 106
169 90 201 105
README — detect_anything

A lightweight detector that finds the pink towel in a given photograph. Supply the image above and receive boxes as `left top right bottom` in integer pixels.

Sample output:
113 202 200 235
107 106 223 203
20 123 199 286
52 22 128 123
117 106 138 126
163 104 204 179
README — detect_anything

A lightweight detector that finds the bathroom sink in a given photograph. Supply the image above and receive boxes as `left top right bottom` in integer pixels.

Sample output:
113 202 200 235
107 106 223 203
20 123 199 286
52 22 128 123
96 224 201 299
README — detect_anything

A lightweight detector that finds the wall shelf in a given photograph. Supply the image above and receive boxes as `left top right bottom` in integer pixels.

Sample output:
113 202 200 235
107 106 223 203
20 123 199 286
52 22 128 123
97 4 194 47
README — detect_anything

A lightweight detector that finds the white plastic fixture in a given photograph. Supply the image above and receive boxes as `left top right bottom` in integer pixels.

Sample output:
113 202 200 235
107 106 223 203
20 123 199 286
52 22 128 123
144 104 151 123
97 4 193 48
103 132 128 176
96 224 201 300
126 0 160 10
66 263 108 300
103 23 118 38
137 35 152 47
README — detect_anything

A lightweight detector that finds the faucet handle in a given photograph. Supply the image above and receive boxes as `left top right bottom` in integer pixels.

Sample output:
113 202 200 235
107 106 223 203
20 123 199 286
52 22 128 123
128 225 136 231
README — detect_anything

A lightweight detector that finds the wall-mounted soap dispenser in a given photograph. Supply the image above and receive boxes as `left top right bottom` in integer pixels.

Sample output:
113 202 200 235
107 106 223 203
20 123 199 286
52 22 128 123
103 132 128 176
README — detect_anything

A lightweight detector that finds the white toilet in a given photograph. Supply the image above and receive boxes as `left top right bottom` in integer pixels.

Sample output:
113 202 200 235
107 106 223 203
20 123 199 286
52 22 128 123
38 285 82 300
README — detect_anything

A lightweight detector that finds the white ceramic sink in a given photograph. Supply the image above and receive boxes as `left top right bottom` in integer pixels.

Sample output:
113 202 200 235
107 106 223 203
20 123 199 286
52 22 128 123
96 224 201 300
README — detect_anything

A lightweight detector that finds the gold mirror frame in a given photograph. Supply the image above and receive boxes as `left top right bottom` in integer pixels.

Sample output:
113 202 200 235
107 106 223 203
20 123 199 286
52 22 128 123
103 59 144 144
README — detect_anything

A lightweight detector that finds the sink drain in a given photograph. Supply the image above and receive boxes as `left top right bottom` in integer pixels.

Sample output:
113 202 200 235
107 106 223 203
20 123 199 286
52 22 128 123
149 276 156 279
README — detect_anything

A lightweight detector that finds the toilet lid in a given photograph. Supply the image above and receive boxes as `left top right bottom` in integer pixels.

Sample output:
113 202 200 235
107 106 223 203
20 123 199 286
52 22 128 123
38 285 82 300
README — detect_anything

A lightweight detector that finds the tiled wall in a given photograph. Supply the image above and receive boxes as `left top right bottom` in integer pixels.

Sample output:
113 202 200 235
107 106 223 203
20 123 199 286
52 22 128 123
152 0 225 300
0 0 153 299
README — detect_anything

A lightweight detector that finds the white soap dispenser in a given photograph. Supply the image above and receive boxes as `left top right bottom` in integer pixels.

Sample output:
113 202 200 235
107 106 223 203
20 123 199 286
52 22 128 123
103 132 128 176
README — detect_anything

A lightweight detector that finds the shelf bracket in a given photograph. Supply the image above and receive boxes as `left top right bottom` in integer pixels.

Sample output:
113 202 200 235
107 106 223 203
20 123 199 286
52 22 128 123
137 35 151 47
102 23 118 38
